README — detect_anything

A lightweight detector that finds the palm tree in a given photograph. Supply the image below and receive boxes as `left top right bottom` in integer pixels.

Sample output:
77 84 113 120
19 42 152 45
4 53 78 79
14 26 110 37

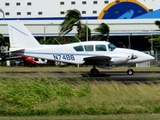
77 24 91 41
59 9 82 36
155 20 160 29
94 22 110 41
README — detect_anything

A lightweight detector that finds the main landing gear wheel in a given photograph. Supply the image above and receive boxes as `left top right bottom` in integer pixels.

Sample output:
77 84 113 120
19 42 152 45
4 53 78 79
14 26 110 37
90 67 99 76
127 69 134 75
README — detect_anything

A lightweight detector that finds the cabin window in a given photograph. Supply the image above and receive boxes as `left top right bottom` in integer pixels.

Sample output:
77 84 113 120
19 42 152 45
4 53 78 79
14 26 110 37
41 59 45 62
96 45 106 51
84 45 94 51
34 58 38 61
73 45 84 51
108 43 116 51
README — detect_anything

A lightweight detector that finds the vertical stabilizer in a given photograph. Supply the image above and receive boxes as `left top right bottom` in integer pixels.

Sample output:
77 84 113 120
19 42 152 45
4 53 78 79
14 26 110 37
8 21 41 50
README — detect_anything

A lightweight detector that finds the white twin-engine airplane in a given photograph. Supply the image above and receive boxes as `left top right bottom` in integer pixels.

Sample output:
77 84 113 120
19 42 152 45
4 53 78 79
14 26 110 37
8 21 154 75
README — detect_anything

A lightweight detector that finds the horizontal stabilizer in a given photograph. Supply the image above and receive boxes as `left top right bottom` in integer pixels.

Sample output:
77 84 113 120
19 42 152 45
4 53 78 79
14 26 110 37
9 48 25 52
0 55 22 61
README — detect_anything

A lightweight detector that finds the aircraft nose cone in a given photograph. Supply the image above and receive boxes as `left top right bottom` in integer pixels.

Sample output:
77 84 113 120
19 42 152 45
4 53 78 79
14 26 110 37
149 55 155 60
143 53 155 61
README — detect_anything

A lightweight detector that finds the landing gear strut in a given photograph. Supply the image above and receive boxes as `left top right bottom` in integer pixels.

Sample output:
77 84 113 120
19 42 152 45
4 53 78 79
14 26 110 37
90 66 99 76
127 66 134 75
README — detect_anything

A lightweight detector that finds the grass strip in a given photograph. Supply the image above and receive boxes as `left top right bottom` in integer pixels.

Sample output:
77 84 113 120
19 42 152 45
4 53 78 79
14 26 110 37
0 76 160 116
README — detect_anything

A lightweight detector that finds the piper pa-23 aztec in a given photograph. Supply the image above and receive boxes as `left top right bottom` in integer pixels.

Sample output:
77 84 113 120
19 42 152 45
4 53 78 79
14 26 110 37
8 21 154 75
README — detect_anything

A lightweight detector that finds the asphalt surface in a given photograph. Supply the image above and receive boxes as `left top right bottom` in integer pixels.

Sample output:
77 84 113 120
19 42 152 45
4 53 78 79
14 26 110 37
1 71 160 83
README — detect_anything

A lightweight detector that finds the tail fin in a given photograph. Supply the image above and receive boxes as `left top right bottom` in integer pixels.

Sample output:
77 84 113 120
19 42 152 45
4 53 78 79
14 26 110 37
8 20 41 51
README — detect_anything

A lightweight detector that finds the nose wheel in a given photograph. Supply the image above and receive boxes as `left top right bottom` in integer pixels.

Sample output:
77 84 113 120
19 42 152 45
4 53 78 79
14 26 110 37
127 66 134 75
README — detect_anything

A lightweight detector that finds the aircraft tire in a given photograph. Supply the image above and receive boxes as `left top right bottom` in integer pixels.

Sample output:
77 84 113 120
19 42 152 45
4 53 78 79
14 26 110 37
90 68 99 76
127 69 134 75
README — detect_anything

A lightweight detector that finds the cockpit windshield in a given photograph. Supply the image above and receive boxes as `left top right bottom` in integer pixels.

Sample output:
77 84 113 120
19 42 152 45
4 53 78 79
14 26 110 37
108 43 116 51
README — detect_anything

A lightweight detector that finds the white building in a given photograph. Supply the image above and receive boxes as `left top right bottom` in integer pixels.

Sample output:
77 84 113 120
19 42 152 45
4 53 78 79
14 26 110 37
0 0 160 36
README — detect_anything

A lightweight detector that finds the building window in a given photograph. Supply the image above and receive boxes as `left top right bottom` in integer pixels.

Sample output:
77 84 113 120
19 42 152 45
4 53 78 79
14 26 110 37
93 1 98 4
137 10 142 13
116 0 120 3
27 12 31 15
114 10 119 14
27 2 32 6
82 1 86 4
16 2 20 6
82 11 86 14
5 3 10 6
104 0 108 4
149 9 153 12
93 11 97 14
38 12 42 15
71 1 75 5
104 10 108 14
60 11 65 14
60 2 64 5
126 10 131 13
17 12 21 15
5 12 9 15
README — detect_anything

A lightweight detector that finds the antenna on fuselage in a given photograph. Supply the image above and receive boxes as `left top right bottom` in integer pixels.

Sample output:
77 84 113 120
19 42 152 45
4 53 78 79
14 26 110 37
74 36 81 42
54 38 61 45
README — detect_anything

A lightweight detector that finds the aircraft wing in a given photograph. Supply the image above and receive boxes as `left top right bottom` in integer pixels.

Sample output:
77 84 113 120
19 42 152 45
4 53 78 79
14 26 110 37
83 56 111 65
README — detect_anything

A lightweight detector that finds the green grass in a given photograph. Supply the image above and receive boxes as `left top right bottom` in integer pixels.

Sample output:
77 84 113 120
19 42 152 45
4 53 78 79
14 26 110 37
1 66 160 119
1 76 160 116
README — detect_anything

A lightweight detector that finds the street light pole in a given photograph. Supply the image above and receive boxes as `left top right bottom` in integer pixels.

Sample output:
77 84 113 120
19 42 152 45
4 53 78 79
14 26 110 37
150 34 154 56
128 33 131 49
44 23 46 43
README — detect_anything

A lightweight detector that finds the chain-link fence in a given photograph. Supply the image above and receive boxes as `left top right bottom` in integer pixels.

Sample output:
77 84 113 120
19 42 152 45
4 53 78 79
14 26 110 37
136 51 160 67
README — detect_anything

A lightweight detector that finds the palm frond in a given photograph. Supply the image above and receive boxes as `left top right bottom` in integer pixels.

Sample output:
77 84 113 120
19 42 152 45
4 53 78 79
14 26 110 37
59 9 82 36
